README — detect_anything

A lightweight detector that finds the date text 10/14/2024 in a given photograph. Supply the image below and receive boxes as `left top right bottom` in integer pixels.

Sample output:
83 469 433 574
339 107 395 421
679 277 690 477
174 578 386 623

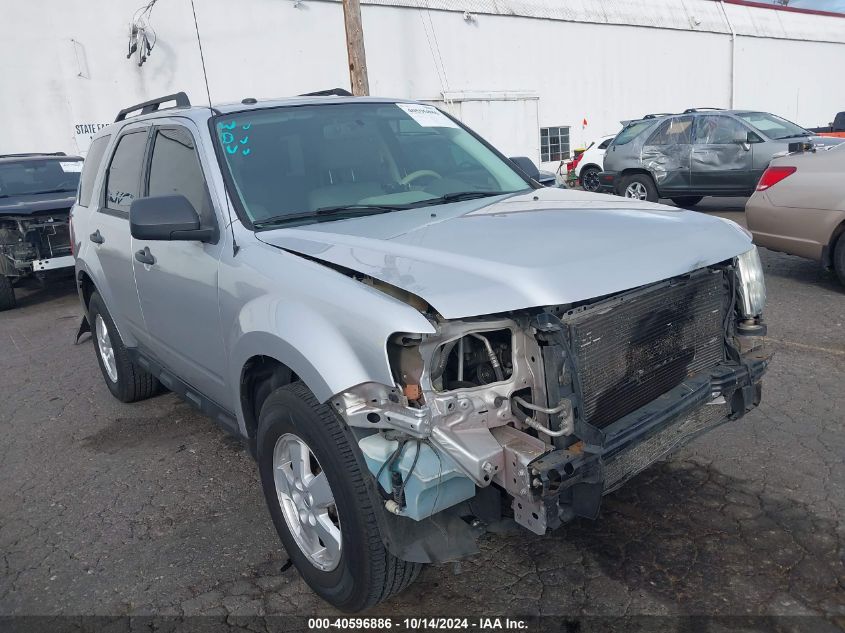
308 618 529 630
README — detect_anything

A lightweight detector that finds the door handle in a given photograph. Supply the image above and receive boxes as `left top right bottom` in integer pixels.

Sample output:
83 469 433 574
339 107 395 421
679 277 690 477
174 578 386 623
134 246 156 266
89 230 105 244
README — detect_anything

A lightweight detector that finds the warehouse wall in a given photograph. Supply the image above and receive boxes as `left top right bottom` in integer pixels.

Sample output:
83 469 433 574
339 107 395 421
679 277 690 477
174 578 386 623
2 0 844 170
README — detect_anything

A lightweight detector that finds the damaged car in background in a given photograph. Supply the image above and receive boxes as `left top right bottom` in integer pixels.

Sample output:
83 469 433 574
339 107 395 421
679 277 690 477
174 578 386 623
599 108 844 204
0 153 82 310
72 93 770 612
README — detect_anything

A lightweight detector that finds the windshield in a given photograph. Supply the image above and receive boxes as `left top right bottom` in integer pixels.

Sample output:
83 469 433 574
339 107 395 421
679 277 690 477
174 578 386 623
612 120 655 146
735 112 810 140
0 159 82 198
213 102 530 226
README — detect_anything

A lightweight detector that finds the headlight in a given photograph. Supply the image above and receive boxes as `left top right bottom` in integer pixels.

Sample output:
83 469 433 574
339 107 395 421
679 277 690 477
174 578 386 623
736 247 766 318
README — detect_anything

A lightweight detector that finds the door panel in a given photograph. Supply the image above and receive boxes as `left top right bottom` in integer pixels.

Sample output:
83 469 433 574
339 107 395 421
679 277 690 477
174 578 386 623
92 129 149 342
640 116 693 193
131 125 228 405
691 116 753 193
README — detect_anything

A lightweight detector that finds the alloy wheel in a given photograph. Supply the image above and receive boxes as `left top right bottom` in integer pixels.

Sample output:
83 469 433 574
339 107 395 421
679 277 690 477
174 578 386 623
582 169 600 192
273 433 342 571
624 181 648 200
95 314 118 383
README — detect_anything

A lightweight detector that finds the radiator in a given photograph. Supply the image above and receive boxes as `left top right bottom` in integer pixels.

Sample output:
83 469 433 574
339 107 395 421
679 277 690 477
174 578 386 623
566 271 727 430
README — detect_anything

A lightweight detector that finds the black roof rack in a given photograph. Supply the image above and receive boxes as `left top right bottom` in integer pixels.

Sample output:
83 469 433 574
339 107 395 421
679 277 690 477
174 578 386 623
299 88 353 97
643 113 672 119
115 92 191 122
0 152 68 158
683 107 724 114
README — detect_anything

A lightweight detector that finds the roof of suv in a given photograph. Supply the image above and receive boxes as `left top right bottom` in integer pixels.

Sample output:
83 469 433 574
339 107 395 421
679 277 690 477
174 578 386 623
92 92 423 142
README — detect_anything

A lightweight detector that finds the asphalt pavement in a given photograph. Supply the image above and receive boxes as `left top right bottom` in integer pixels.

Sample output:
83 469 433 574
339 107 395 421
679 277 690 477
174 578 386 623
1 200 843 626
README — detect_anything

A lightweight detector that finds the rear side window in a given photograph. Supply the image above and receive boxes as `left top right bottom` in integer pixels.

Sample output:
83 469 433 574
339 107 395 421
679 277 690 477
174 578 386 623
148 128 214 225
105 131 147 213
693 116 747 145
612 121 654 146
598 138 612 150
77 136 111 207
647 116 693 145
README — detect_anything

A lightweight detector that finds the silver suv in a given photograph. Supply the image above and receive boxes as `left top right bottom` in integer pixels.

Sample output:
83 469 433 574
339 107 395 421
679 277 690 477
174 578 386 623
71 92 770 611
599 108 844 205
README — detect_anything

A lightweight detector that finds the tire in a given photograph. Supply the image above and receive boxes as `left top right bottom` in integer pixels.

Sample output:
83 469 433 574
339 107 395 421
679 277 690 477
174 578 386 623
257 382 421 612
621 173 659 202
0 275 15 311
834 233 845 286
88 292 159 403
671 196 704 207
580 166 601 192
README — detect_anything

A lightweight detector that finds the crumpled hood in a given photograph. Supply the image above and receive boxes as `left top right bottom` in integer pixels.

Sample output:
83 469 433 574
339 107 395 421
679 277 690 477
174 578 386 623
0 192 76 217
257 188 752 319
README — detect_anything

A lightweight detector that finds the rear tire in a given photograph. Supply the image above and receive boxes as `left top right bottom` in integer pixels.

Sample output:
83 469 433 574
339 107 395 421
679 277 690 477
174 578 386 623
257 382 421 612
0 276 15 311
833 233 845 286
580 166 601 192
671 196 704 207
88 292 159 402
621 173 659 202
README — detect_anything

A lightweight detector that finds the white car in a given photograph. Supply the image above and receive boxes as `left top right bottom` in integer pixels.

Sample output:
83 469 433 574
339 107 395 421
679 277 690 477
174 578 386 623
576 135 615 192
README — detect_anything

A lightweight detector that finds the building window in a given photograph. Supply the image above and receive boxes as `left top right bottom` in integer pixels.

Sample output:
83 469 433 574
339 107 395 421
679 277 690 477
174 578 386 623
540 126 570 163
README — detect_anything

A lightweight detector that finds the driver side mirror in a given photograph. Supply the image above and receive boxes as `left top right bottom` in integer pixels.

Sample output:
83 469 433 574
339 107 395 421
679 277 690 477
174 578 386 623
130 194 214 242
509 156 541 181
732 130 752 151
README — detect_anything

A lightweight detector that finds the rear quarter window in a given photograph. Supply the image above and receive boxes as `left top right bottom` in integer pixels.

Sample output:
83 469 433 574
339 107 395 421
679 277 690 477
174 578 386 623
77 136 111 207
612 121 654 146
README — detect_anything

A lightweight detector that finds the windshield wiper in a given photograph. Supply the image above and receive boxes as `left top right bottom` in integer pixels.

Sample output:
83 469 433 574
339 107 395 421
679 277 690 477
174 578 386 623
31 188 77 195
775 133 810 140
253 204 409 228
412 191 513 206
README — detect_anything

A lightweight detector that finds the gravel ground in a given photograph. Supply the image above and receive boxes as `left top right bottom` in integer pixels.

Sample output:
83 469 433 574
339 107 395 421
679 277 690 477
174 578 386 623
0 202 843 627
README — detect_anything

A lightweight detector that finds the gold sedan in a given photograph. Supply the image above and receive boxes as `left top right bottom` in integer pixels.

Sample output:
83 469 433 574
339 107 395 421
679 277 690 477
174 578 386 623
746 143 845 285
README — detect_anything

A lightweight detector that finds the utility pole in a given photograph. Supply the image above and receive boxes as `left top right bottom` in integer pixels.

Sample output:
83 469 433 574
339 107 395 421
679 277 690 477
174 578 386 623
342 0 370 96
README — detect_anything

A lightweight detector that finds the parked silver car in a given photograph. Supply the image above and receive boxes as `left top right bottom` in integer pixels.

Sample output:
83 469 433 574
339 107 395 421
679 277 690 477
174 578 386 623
71 92 769 611
599 108 844 205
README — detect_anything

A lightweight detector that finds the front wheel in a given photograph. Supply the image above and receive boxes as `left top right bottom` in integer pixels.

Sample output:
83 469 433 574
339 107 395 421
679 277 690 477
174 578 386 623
580 166 602 192
621 173 659 202
257 382 421 612
671 196 704 207
0 275 15 311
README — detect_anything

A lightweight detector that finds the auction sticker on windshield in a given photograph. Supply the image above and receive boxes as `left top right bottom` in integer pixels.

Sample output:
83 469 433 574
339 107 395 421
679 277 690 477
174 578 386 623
59 161 83 172
397 103 458 128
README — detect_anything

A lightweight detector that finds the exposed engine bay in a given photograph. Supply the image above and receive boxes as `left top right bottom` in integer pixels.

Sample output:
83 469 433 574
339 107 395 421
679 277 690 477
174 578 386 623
0 213 72 277
332 259 769 550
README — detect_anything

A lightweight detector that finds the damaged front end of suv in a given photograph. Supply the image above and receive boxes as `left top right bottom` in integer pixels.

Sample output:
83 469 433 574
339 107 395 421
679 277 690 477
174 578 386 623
331 249 768 560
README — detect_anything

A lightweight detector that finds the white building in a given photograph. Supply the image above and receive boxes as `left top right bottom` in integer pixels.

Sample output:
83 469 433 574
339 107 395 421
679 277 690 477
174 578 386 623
3 0 844 171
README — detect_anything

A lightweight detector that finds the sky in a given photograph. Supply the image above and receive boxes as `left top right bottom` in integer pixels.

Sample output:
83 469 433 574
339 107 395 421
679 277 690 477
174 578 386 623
780 0 845 12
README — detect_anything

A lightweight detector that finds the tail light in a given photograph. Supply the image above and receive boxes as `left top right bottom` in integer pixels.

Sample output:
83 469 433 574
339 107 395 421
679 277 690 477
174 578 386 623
756 166 796 191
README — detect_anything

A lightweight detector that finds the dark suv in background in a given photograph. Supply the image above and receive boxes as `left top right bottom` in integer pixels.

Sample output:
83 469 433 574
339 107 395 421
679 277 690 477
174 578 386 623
598 109 844 205
0 153 82 310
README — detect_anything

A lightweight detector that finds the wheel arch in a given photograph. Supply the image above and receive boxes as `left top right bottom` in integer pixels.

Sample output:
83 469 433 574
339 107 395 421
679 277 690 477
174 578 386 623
824 219 845 268
618 168 659 196
239 354 299 451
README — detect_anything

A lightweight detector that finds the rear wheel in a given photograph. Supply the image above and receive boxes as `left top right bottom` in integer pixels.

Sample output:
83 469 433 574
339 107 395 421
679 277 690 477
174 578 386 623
257 382 421 612
621 173 658 202
833 233 845 286
0 276 15 311
580 166 601 192
671 196 704 207
88 292 159 402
